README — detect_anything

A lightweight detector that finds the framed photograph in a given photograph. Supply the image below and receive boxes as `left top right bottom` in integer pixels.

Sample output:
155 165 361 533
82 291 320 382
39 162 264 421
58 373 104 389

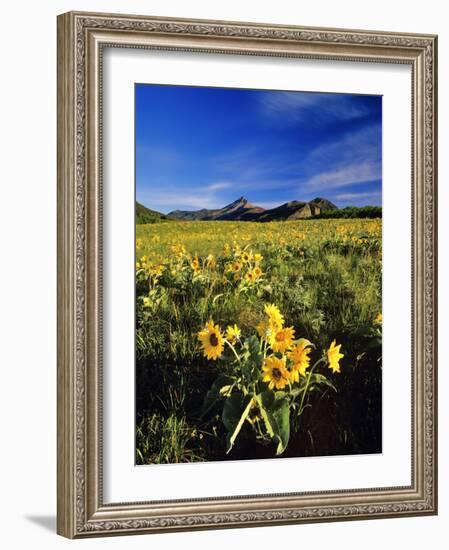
57 11 438 538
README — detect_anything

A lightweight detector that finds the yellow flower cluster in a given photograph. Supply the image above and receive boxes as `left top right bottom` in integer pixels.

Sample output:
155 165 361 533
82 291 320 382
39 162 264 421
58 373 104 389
197 304 344 387
136 218 381 265
197 320 244 360
136 255 164 279
259 304 314 389
224 246 264 284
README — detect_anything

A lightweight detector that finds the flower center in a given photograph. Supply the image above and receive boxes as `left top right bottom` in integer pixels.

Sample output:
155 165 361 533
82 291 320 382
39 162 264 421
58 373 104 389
209 333 219 347
275 331 285 342
272 367 282 380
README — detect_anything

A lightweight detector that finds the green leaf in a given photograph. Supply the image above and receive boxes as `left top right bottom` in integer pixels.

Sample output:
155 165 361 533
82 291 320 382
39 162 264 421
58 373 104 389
212 293 224 304
308 373 337 393
241 335 262 364
256 391 290 455
246 335 260 355
287 386 303 397
222 393 253 453
271 398 290 455
255 393 275 439
136 448 144 464
274 390 287 400
200 374 235 418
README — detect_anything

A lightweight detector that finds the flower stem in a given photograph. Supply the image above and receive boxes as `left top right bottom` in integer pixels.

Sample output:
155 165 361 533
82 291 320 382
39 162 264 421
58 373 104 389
298 357 325 416
225 339 241 363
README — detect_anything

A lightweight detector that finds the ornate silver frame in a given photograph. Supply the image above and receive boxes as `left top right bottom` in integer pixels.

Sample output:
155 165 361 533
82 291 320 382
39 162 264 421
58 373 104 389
57 11 438 538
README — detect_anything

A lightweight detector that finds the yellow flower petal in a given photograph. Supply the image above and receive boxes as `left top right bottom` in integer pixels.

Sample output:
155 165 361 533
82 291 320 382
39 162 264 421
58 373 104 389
197 321 224 360
327 339 344 373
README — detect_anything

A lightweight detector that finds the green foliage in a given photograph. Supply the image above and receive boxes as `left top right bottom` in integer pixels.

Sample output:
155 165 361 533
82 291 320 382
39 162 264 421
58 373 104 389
136 413 203 464
136 201 170 224
201 374 235 418
222 393 253 453
316 206 382 219
256 391 290 455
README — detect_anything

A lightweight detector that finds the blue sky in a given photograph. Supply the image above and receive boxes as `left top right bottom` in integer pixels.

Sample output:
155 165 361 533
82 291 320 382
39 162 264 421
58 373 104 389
135 84 382 213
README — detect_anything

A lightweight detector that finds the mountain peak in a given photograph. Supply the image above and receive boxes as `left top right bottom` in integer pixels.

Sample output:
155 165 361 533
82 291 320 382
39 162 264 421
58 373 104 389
228 196 247 206
167 196 338 221
310 197 338 210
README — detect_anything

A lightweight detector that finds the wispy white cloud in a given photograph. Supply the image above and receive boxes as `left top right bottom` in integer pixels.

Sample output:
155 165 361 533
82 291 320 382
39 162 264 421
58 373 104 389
302 160 381 191
332 190 382 206
335 191 382 201
259 91 372 126
205 182 232 191
211 124 381 196
138 190 219 211
138 181 235 212
307 124 381 165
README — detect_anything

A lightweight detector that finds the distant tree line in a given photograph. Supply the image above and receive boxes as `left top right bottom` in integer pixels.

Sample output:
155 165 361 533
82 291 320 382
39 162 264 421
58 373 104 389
136 202 170 224
136 211 167 224
316 206 382 219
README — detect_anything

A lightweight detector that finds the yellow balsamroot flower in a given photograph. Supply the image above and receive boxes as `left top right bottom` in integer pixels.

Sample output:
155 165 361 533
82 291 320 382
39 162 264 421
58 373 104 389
287 339 313 381
225 324 241 344
142 296 152 308
374 312 382 326
254 253 263 263
264 304 284 330
245 271 255 283
252 266 262 278
270 326 295 353
172 243 186 257
191 257 201 273
232 261 242 273
327 340 344 373
262 355 290 390
149 264 164 277
241 251 251 263
198 321 224 360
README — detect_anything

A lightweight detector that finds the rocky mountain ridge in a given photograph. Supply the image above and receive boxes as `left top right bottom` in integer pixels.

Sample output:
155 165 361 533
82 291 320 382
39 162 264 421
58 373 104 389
168 196 338 222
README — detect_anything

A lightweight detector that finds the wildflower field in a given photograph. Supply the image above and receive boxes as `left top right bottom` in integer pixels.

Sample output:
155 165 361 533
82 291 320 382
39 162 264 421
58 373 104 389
135 218 382 464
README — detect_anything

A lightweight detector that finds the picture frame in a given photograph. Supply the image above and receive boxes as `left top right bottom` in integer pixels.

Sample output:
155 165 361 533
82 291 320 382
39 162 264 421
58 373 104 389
57 11 438 538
